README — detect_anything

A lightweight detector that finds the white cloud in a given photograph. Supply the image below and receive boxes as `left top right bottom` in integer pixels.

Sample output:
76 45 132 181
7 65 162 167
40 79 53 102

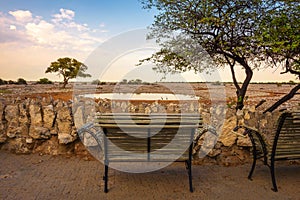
52 8 75 23
25 20 55 44
10 25 17 30
2 7 107 52
9 10 32 22
99 23 105 28
0 8 112 81
67 21 89 31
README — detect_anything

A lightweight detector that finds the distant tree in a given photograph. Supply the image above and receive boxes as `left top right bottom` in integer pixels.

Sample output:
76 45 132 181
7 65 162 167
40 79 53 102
91 79 101 85
0 78 7 85
135 79 143 84
128 79 135 84
140 0 277 110
36 78 53 84
45 57 91 88
120 79 128 84
127 79 143 84
17 78 27 85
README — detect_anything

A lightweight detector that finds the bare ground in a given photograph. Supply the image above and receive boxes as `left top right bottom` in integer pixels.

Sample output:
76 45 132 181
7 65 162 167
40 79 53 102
0 150 299 200
0 82 299 111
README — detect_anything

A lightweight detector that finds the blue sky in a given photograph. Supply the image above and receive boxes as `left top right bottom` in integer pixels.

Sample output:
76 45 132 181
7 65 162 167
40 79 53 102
0 0 155 32
0 0 160 81
0 0 297 82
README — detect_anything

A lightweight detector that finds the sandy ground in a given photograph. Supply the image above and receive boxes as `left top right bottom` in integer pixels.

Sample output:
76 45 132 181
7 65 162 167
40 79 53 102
1 82 299 110
0 150 299 200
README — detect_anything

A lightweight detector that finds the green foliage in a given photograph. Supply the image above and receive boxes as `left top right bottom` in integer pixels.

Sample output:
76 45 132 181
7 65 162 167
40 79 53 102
91 79 101 85
120 79 128 84
140 0 300 110
16 78 27 85
91 79 106 85
128 79 143 84
226 97 237 109
227 96 248 108
140 0 271 109
141 0 270 67
0 78 27 85
45 57 91 88
119 79 145 85
0 78 8 85
0 89 11 94
258 1 300 78
8 80 15 84
289 80 296 85
37 78 53 84
212 81 223 86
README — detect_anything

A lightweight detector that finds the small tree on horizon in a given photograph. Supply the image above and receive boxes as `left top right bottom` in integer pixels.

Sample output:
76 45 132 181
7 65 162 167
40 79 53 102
45 57 91 88
37 78 53 84
17 78 27 85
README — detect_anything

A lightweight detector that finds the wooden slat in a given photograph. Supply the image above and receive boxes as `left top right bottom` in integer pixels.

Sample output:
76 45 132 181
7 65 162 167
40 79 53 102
264 111 300 162
99 124 200 129
96 113 201 162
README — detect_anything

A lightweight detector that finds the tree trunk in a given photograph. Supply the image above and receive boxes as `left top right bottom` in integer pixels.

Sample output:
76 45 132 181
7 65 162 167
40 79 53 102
226 55 253 110
264 83 300 113
236 91 246 110
62 77 68 88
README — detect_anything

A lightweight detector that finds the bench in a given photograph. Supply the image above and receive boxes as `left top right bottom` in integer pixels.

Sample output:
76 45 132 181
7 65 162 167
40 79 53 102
234 110 300 191
78 113 202 193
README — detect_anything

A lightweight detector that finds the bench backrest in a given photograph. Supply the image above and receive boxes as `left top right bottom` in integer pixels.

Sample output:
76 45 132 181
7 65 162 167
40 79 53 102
272 111 300 160
96 113 202 162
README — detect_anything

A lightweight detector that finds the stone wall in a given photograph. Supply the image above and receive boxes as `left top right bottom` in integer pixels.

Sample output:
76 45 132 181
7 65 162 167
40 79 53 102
0 97 286 165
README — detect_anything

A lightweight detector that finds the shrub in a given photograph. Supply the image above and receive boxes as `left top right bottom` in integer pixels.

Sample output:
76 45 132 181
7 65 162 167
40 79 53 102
120 79 127 84
37 78 53 84
289 80 296 85
17 78 27 85
128 79 143 84
91 79 101 85
0 78 7 85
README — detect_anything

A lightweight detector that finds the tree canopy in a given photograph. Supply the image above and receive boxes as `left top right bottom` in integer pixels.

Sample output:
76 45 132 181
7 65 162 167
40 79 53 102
257 1 300 112
259 0 299 78
140 0 299 110
45 57 91 88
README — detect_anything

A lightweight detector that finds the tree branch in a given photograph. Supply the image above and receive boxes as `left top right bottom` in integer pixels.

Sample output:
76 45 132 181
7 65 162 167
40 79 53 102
264 83 300 113
225 55 240 91
280 58 300 78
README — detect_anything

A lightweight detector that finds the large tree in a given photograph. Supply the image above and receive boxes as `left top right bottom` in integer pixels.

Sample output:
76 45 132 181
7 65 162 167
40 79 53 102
259 1 300 113
46 57 91 88
140 0 274 110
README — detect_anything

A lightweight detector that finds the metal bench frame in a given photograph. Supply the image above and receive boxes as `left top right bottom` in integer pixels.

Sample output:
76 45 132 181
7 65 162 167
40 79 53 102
235 111 300 192
78 113 202 193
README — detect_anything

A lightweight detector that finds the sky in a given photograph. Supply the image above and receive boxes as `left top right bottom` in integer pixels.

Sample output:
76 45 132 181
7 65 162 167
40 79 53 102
0 0 297 83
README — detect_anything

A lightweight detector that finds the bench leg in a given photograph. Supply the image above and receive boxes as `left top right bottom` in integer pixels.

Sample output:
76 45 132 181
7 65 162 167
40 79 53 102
270 161 278 192
185 160 193 192
248 153 257 180
103 164 109 193
247 132 258 181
